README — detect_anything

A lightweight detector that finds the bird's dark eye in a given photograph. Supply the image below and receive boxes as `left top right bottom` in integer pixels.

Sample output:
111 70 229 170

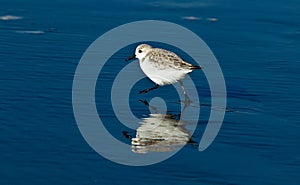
138 50 142 53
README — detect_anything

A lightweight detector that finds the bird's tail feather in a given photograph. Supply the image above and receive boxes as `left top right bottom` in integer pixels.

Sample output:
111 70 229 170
190 65 202 70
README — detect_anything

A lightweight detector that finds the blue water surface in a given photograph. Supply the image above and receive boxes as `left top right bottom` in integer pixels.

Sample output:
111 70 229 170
0 0 299 184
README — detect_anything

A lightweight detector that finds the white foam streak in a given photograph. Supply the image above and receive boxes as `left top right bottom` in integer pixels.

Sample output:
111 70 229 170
0 15 23 21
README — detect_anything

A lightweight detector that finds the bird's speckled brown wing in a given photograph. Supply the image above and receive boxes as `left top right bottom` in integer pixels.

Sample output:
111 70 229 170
145 48 200 70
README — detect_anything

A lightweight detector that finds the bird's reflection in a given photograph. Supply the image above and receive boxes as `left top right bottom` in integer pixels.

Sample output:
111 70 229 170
130 98 192 154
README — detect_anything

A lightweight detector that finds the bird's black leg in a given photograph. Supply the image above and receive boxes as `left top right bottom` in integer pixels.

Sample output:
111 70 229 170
139 84 159 94
179 80 191 110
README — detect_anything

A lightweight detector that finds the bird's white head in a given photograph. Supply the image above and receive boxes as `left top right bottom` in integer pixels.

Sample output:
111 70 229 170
135 44 152 60
125 43 152 62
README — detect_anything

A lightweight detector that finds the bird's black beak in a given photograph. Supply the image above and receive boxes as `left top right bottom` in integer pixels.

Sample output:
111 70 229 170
125 54 136 61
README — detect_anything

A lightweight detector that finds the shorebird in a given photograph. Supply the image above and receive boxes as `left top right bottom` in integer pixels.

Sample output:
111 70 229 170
125 44 201 98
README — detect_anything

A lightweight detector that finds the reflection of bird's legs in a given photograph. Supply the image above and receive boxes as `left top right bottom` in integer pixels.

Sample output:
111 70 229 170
179 80 191 108
138 99 159 113
139 84 159 94
138 99 181 119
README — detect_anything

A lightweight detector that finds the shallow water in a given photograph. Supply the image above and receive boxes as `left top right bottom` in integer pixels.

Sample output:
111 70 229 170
1 0 300 184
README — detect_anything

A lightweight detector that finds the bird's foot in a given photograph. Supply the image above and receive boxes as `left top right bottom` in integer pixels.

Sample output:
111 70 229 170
139 84 159 94
184 94 191 104
139 89 150 94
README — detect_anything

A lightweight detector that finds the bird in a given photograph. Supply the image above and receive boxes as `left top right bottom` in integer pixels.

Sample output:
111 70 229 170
125 44 201 98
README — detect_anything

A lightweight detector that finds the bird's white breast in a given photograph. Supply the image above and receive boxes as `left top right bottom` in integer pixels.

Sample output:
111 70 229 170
139 57 191 86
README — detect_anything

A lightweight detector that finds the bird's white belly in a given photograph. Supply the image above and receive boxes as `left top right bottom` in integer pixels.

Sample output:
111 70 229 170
139 60 190 86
